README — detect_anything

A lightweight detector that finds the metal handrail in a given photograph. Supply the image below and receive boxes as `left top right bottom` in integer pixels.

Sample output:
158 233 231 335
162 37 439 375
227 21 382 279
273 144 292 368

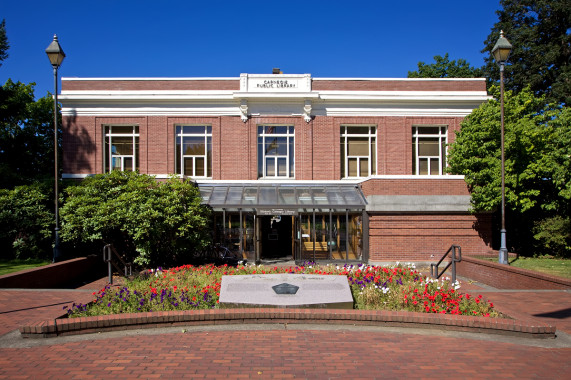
430 245 462 283
103 244 132 284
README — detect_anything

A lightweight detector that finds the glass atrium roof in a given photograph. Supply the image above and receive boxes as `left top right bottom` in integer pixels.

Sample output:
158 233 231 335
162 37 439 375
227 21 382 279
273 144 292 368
198 184 367 210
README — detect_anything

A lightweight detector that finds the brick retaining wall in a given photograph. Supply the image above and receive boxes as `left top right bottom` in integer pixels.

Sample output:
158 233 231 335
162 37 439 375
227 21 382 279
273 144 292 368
456 256 571 290
0 256 105 289
19 307 556 339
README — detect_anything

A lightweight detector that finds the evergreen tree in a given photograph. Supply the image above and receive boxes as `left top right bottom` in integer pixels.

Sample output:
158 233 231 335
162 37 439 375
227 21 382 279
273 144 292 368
0 19 9 66
481 0 571 105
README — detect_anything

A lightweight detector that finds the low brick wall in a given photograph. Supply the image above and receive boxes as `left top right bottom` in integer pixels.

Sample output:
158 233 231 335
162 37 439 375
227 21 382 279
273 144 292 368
0 256 105 289
456 256 571 290
19 307 556 339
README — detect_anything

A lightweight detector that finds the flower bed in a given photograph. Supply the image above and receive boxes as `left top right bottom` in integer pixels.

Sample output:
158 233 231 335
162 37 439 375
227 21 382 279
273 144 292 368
65 263 499 318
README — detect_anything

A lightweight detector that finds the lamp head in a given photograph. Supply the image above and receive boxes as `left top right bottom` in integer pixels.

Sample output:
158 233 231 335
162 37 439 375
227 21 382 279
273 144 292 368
492 30 512 64
45 34 65 69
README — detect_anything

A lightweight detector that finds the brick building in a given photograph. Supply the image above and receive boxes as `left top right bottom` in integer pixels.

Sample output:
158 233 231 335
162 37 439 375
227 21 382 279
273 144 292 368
60 73 493 263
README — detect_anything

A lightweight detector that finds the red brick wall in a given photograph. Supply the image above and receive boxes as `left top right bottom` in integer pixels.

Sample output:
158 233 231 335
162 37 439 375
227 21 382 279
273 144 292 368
63 116 149 174
368 213 493 262
62 115 97 174
219 116 252 180
361 178 470 196
312 79 486 92
0 257 105 288
63 114 467 180
457 256 571 290
62 79 240 91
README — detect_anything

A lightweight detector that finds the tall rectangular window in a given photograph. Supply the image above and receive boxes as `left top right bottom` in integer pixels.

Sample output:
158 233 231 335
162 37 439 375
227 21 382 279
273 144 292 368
412 126 447 175
257 125 294 178
104 126 139 172
340 126 377 178
175 125 212 178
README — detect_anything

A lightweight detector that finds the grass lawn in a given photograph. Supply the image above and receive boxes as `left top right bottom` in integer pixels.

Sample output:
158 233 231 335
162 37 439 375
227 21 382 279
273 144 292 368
475 256 571 279
0 259 51 276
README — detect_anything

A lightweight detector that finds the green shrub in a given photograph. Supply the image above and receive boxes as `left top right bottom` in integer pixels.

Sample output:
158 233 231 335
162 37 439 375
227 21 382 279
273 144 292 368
533 216 571 258
60 171 211 268
0 183 53 260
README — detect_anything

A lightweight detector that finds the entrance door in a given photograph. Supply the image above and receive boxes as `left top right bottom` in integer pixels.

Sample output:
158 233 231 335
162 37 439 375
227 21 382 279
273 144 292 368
260 215 292 259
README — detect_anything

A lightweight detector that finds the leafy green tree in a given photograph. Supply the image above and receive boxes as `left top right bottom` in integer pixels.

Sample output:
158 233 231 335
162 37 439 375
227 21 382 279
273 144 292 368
447 86 570 256
0 80 58 188
531 106 571 257
0 183 54 260
60 171 212 268
0 19 8 66
481 0 571 105
408 53 483 78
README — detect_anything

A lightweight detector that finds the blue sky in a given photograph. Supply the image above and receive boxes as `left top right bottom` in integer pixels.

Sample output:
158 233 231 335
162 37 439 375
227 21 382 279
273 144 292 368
2 0 500 99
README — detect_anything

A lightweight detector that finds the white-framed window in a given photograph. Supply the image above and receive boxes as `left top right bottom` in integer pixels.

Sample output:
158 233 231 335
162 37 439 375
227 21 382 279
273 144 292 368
104 125 139 172
412 126 447 175
257 125 294 178
340 125 377 178
175 125 212 178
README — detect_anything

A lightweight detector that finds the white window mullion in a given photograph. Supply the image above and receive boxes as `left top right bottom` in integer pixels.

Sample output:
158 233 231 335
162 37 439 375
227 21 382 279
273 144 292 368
368 131 372 176
415 129 419 175
344 131 348 178
286 135 290 178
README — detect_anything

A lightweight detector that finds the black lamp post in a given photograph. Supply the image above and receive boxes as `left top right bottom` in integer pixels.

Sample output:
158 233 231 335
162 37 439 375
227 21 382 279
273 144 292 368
491 30 512 265
45 35 65 263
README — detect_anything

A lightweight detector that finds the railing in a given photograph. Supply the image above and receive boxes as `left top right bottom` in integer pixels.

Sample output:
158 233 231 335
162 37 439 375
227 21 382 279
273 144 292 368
430 244 462 283
103 244 132 285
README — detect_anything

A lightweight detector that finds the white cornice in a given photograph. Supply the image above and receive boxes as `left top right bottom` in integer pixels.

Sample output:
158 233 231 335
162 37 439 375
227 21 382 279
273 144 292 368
317 107 480 117
61 107 477 117
318 90 488 99
59 78 490 118
232 92 320 99
60 90 489 102
61 107 240 117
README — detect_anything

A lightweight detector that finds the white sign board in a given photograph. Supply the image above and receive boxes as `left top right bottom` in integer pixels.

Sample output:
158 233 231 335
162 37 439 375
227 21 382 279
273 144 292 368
240 74 311 92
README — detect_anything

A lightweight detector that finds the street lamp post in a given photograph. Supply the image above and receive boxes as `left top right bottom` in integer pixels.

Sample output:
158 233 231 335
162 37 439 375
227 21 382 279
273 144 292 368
492 30 512 265
45 35 66 263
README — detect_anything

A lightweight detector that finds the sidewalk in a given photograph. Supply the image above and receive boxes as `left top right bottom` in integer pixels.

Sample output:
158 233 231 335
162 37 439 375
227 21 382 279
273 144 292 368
0 274 570 379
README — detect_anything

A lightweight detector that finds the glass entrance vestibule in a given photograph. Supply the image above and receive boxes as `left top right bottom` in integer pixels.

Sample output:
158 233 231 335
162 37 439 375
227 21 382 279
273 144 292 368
199 184 368 263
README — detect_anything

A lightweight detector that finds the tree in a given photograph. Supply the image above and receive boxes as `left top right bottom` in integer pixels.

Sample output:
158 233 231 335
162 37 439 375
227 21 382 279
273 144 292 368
532 106 571 256
0 80 58 188
481 0 571 105
0 19 8 66
408 53 483 78
60 171 212 268
447 86 570 256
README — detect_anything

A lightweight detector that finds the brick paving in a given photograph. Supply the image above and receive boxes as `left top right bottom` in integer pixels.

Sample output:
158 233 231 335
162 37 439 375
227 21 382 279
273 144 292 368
0 289 94 337
0 276 570 379
479 291 571 335
0 329 570 379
